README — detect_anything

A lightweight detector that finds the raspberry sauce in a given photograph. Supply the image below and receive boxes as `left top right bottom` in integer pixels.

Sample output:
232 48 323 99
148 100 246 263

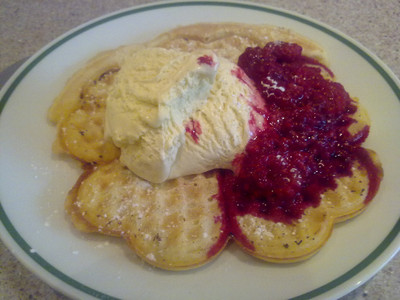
217 42 377 225
185 118 202 143
197 55 217 67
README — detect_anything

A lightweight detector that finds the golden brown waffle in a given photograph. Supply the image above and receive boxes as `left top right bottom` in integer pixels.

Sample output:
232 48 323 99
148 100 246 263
232 150 382 263
66 161 228 270
49 23 382 269
149 22 328 65
48 52 120 164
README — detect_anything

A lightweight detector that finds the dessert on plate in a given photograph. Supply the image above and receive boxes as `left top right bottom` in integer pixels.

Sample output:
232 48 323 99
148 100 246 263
48 23 383 270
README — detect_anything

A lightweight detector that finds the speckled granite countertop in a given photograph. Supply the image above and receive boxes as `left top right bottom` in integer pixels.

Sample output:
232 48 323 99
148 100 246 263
0 0 399 299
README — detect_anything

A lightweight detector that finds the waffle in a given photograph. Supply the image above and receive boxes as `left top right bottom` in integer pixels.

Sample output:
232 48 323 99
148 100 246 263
232 150 382 263
66 161 227 270
149 22 328 66
49 23 382 269
48 52 120 164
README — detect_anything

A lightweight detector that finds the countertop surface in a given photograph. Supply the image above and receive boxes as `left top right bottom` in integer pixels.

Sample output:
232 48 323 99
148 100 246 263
0 0 399 299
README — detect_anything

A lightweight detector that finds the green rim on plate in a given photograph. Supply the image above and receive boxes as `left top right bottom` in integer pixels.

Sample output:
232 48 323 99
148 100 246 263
0 1 399 299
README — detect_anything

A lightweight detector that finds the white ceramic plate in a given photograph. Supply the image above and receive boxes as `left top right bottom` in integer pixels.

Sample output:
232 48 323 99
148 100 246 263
0 1 399 299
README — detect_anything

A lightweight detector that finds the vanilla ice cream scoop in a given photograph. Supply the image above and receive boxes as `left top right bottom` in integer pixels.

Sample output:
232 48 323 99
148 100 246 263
105 47 265 183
